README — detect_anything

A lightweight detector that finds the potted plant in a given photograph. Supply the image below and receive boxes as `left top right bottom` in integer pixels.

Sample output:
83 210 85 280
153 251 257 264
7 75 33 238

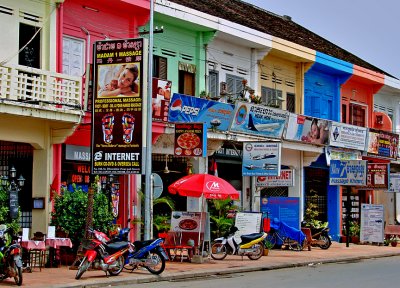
263 240 274 256
349 221 360 244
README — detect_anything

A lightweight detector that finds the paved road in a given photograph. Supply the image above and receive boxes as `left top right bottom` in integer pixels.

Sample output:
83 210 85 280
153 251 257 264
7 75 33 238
114 256 400 288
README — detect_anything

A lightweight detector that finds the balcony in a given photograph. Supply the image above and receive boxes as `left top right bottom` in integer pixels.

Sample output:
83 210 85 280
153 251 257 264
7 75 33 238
0 64 83 122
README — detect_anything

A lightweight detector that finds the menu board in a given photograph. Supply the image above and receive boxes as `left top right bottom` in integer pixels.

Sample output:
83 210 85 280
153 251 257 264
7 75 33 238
170 211 206 233
234 212 262 244
174 123 207 157
360 204 384 243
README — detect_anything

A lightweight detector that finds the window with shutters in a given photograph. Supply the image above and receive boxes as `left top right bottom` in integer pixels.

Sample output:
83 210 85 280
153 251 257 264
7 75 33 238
62 36 85 77
153 55 167 79
226 74 244 99
286 93 295 112
261 86 283 109
349 103 367 127
209 70 218 98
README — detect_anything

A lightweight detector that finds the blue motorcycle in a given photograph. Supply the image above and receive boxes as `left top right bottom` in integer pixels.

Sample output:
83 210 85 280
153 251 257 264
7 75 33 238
112 227 168 275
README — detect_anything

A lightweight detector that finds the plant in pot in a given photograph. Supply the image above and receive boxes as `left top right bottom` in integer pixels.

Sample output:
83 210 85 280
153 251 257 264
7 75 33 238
349 221 360 244
263 239 274 256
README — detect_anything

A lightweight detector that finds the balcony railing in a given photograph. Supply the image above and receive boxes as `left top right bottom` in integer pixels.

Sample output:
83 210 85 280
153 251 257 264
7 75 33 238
0 64 82 110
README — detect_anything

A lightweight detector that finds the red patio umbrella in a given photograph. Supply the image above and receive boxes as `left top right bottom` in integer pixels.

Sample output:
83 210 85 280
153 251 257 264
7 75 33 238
168 173 239 255
168 173 239 200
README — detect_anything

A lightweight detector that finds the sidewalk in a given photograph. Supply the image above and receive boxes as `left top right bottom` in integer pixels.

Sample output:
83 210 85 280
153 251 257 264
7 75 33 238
18 242 400 288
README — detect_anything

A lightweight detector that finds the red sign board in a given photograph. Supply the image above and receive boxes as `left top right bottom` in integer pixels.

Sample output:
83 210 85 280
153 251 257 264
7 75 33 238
360 163 389 190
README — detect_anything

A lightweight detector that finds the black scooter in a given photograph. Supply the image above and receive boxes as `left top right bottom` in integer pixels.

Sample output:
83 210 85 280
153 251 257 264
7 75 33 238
301 221 331 249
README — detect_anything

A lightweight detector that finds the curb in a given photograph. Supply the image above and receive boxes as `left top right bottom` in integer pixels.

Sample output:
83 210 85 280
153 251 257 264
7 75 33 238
52 251 400 288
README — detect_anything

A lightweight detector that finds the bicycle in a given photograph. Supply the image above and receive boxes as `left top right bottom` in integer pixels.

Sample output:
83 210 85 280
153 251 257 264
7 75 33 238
266 227 305 251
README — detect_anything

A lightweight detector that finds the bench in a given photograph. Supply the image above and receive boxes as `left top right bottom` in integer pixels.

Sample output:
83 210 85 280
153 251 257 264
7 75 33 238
384 225 400 241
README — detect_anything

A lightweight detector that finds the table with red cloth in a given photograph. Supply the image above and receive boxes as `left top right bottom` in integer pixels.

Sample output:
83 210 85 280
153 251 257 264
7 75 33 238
20 240 46 271
45 238 73 267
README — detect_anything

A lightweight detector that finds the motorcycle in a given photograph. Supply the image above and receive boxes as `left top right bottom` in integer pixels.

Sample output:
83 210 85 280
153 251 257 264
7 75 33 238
211 226 267 260
75 228 130 280
301 221 332 249
111 225 168 275
0 224 23 286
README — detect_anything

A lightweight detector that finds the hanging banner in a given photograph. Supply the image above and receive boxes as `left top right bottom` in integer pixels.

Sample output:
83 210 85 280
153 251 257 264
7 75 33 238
255 169 295 187
174 123 207 157
284 113 331 145
168 93 234 131
91 38 147 174
229 102 288 138
366 128 399 159
242 142 281 176
152 78 172 122
329 122 368 150
388 173 400 193
329 160 367 186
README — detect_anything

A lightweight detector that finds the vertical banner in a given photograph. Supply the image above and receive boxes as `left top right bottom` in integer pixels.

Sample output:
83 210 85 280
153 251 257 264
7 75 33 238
152 78 172 122
91 38 147 174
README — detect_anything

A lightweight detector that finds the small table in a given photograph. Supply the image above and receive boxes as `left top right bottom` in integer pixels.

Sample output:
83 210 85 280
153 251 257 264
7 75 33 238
45 238 73 267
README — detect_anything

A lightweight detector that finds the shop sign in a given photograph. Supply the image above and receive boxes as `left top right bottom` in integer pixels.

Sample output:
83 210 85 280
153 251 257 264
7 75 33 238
174 123 207 157
255 169 294 187
91 38 146 174
242 142 281 176
66 145 90 162
366 128 399 159
329 160 367 186
152 78 172 122
229 102 288 138
329 122 367 150
325 147 362 166
284 113 331 145
170 211 206 233
168 93 234 131
388 173 400 193
359 163 389 190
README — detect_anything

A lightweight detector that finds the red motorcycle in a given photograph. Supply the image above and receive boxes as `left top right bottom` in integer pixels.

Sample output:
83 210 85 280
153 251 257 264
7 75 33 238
0 224 23 286
75 228 130 280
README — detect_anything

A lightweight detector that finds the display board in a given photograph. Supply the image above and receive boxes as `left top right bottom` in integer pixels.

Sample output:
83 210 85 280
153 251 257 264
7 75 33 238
360 204 384 243
234 212 262 244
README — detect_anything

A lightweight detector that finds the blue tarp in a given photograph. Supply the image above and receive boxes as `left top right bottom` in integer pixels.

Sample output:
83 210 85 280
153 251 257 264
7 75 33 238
270 218 306 244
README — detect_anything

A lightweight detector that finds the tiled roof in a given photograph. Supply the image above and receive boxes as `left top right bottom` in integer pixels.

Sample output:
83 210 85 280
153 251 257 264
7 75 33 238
169 0 393 78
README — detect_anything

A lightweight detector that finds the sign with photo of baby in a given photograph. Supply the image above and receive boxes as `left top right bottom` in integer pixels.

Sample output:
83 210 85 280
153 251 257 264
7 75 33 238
91 38 148 174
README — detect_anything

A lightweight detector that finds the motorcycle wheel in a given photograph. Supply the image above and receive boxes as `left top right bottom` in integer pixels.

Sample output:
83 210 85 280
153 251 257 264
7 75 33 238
145 251 165 275
210 242 228 260
108 256 124 276
11 262 22 286
288 239 303 251
247 243 264 260
318 235 332 249
75 257 90 280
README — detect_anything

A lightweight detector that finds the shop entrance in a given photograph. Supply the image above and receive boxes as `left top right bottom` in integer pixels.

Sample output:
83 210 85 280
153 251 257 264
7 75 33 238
304 167 328 222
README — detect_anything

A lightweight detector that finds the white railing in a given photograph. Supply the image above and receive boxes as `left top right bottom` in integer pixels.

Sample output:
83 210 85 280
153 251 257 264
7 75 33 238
0 64 82 110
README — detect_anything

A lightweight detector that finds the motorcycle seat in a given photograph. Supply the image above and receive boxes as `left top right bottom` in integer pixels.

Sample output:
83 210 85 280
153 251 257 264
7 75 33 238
132 239 154 249
107 241 129 253
240 233 264 243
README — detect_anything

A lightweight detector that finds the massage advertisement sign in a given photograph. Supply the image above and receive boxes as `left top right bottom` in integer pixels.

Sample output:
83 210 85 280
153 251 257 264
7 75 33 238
174 123 207 157
359 163 389 190
329 122 368 150
91 38 147 174
284 113 331 145
229 102 288 138
329 160 367 186
366 128 399 159
168 93 234 131
152 78 172 122
242 142 281 176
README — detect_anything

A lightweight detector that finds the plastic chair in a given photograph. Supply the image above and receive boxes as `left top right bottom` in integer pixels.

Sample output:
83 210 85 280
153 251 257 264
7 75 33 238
172 231 191 262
